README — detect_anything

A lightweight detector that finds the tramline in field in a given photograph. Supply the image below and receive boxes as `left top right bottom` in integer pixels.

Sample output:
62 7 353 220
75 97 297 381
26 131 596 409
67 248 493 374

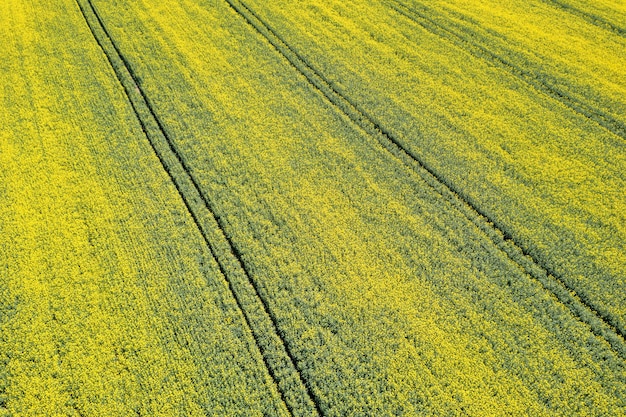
1 0 625 415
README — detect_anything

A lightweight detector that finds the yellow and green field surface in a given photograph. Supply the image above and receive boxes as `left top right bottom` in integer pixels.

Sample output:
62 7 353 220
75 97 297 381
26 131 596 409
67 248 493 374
1 0 625 415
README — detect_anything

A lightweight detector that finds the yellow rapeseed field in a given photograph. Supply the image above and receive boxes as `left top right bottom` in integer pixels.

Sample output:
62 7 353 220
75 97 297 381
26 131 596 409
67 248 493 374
0 1 289 415
243 0 626 334
2 0 625 416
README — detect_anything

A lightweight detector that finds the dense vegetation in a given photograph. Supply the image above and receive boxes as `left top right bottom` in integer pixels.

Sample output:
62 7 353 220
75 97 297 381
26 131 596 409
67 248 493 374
2 0 624 415
0 1 289 415
240 0 626 335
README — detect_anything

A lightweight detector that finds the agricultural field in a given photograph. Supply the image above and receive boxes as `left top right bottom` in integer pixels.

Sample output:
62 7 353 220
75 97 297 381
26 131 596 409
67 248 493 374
1 0 624 416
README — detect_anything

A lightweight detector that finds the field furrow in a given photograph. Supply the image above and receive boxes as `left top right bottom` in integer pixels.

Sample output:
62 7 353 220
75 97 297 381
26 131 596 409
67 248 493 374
391 0 626 140
389 0 626 141
541 0 626 36
0 0 292 415
76 0 321 413
224 0 626 356
3 0 625 415
83 0 626 414
235 0 626 336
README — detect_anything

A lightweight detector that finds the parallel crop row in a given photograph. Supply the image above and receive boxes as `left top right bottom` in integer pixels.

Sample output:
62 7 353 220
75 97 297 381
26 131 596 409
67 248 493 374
77 0 321 414
240 0 626 337
3 0 625 415
88 0 626 414
390 0 626 140
0 0 288 415
541 0 626 35
227 0 625 357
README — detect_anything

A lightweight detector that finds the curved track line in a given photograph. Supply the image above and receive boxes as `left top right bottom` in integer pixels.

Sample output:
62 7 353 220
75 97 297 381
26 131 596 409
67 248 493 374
389 1 626 142
225 0 626 360
540 0 626 37
75 0 322 415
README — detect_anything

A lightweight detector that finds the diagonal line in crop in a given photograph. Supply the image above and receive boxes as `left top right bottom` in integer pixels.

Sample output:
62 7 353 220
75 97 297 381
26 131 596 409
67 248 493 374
224 0 626 360
74 0 322 415
388 0 626 142
539 0 626 37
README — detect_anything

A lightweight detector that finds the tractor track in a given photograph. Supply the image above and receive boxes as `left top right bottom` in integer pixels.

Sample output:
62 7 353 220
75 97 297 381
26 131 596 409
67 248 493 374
389 0 626 142
540 0 626 37
225 0 626 360
75 0 322 415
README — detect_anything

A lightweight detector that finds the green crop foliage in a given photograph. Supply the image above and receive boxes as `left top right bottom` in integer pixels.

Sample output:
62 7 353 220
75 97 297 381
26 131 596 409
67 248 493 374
540 0 626 34
87 0 625 415
239 0 626 334
2 0 625 415
0 1 288 416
